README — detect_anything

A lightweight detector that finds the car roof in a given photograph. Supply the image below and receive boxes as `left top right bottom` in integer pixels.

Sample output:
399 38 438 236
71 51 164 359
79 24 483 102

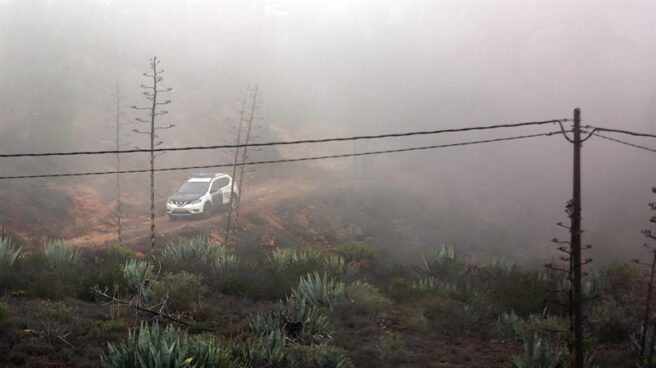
187 178 212 183
188 173 230 182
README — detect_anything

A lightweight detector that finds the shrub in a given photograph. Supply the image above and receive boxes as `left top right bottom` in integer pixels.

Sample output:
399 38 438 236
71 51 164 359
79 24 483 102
44 240 80 270
153 272 208 312
0 301 9 328
346 281 392 316
92 320 125 334
34 300 77 343
288 344 354 368
101 322 236 368
0 238 22 269
589 295 635 343
107 244 135 261
421 296 484 335
290 272 345 309
388 276 420 303
335 241 375 264
522 311 567 343
378 332 407 365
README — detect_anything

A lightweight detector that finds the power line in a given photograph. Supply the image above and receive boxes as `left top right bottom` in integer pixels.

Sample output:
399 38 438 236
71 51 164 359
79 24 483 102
0 131 561 180
587 131 656 154
0 119 566 158
584 125 656 139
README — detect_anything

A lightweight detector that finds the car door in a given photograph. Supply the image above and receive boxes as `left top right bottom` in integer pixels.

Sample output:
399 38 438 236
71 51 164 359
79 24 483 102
214 177 230 206
209 179 222 211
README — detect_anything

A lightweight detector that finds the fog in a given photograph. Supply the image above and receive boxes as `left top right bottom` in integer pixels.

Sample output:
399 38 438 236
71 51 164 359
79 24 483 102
0 0 654 264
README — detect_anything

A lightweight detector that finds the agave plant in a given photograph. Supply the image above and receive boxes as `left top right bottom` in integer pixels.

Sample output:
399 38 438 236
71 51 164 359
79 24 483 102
247 297 332 344
44 240 79 270
163 235 219 264
497 310 521 340
122 259 153 293
235 329 286 368
290 272 345 309
0 238 22 269
269 248 323 272
312 345 353 368
101 322 236 368
323 255 346 277
512 333 563 368
412 277 459 296
212 247 238 275
420 245 461 279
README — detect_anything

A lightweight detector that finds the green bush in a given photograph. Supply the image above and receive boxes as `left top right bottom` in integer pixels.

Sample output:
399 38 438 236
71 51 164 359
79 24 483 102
388 276 420 303
0 301 9 328
378 332 407 365
288 344 354 368
101 322 236 368
335 241 375 264
421 296 484 335
44 240 80 270
92 319 126 334
34 300 77 343
346 281 392 316
216 273 262 299
290 272 345 309
153 272 208 312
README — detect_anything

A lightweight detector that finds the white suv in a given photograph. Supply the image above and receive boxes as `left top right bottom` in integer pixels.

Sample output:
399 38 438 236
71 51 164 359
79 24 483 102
166 173 239 219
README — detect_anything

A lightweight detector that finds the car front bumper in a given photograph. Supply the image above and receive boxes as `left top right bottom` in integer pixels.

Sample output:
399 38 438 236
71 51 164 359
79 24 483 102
166 201 204 216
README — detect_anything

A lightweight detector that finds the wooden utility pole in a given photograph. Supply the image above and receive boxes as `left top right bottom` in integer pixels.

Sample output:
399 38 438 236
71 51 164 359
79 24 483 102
638 249 656 366
132 57 174 259
224 97 247 246
570 107 584 368
232 86 259 242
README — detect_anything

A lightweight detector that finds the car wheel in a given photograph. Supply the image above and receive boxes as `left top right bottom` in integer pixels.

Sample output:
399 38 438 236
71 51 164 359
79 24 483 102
231 195 239 210
202 202 212 218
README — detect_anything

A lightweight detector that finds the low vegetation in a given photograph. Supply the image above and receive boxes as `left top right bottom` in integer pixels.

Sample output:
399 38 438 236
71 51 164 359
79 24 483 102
0 235 643 367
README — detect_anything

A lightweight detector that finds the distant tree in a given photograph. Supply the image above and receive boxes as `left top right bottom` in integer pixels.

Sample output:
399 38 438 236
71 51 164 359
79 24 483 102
131 57 174 258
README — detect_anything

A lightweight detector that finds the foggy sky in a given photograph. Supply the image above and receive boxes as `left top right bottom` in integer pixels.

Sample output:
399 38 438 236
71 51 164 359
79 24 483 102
0 0 654 263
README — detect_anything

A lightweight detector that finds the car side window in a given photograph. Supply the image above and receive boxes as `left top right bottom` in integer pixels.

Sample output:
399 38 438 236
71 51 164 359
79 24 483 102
210 180 221 193
216 177 230 188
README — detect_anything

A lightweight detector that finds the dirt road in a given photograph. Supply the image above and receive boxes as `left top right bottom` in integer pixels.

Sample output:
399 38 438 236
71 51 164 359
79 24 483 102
66 177 318 248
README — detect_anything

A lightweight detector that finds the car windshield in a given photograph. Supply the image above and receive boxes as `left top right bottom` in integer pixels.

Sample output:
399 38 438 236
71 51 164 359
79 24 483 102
177 182 209 194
